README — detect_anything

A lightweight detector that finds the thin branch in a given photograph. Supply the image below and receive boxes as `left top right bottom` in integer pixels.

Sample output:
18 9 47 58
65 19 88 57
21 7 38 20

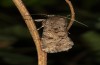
12 0 47 65
65 0 75 31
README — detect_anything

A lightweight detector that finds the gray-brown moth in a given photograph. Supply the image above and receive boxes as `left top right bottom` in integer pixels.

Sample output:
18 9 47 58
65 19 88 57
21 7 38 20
39 15 74 53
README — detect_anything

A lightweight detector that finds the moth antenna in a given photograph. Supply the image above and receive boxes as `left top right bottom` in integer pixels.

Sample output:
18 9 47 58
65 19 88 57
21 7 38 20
31 14 47 16
66 15 88 27
73 19 88 27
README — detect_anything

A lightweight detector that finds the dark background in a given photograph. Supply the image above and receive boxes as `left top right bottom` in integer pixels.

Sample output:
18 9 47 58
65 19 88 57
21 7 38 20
0 0 100 65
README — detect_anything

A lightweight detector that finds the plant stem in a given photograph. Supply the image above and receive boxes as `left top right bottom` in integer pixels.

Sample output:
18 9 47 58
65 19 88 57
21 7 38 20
65 0 75 31
12 0 47 65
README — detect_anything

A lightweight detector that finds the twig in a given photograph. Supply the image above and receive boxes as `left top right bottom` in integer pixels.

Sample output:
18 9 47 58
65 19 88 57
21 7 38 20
12 0 47 65
65 0 75 31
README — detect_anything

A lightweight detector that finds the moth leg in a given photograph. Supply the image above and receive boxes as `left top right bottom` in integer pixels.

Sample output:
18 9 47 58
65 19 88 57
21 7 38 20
37 25 44 30
37 19 45 30
34 19 45 22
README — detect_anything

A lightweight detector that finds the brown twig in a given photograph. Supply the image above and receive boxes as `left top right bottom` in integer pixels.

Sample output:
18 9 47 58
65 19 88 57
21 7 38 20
65 0 75 31
12 0 47 65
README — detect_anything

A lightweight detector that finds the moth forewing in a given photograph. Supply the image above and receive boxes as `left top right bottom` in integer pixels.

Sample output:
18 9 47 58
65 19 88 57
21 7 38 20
41 15 74 53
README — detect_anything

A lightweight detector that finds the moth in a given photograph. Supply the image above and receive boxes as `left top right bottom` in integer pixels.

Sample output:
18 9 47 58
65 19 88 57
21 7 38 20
35 15 74 53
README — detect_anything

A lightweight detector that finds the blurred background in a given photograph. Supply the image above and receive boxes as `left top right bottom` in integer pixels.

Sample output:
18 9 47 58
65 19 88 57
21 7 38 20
0 0 100 65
